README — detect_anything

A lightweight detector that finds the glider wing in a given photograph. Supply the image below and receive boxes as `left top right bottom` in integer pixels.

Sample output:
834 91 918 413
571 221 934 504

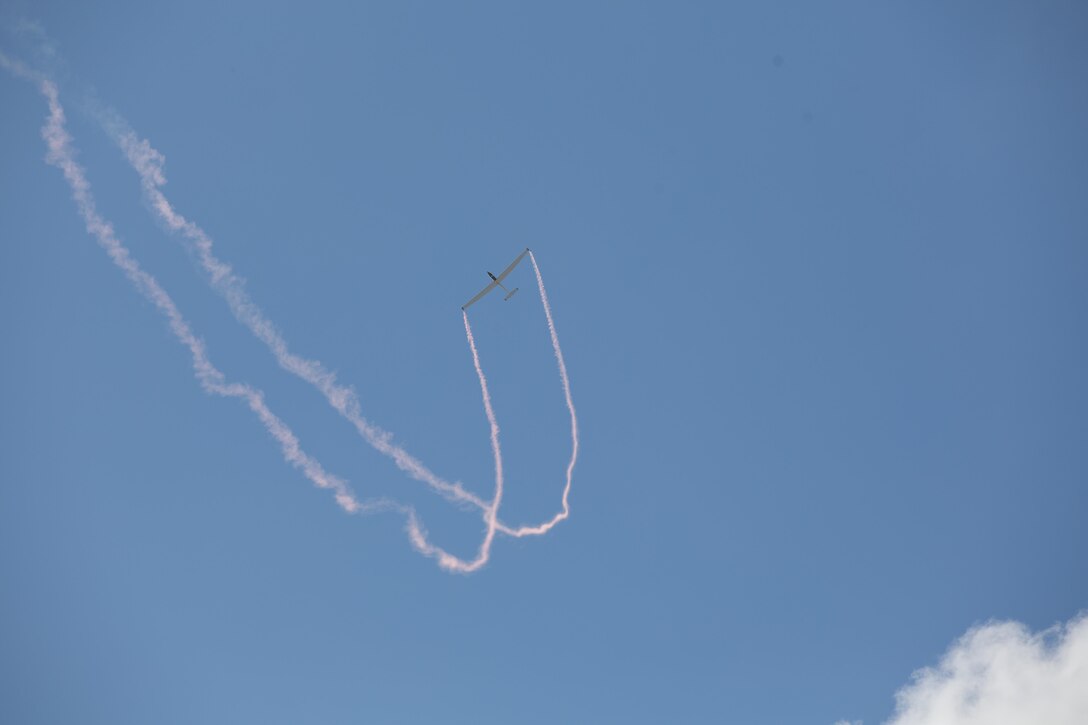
494 247 530 284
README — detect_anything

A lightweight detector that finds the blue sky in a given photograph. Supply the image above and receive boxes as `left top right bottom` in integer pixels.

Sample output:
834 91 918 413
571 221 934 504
1 2 1086 723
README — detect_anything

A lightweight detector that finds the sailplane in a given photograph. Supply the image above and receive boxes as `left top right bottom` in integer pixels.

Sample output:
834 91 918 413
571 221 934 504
461 247 531 310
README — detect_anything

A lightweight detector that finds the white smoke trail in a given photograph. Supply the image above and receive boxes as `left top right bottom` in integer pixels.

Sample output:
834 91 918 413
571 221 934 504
20 71 363 515
98 112 579 540
5 49 581 570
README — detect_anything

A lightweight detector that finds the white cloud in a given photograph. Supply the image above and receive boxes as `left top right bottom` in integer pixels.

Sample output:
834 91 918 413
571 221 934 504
884 613 1088 725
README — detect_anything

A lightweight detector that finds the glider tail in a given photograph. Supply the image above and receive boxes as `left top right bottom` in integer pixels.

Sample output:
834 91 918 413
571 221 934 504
504 287 519 301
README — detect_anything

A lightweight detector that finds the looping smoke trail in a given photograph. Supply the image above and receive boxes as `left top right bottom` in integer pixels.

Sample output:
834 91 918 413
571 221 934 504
5 51 580 571
23 75 363 515
100 113 579 541
496 251 580 537
413 299 577 571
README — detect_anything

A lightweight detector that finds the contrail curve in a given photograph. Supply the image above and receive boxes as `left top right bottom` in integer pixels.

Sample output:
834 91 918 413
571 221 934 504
98 112 579 540
23 73 362 515
4 49 580 570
